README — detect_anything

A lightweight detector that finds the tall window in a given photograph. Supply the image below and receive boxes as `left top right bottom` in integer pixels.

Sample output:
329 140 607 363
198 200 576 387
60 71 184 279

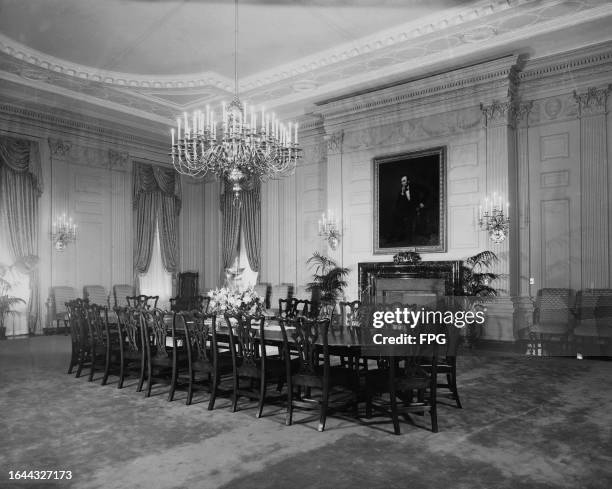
139 223 172 309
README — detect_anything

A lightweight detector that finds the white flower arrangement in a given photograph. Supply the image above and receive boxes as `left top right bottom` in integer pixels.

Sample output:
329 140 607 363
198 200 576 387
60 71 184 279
207 286 264 316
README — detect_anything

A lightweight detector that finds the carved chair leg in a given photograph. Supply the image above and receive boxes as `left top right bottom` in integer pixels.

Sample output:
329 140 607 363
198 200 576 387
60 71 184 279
318 384 329 432
257 372 267 418
208 372 218 411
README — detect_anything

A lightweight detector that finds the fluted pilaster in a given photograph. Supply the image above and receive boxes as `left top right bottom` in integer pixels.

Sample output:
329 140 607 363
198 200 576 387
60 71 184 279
574 86 610 287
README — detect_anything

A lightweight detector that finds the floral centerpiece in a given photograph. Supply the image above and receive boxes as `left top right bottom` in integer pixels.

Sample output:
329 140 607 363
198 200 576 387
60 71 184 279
207 286 264 316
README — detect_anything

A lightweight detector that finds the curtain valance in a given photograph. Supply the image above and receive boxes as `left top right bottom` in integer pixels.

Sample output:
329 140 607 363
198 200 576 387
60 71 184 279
0 136 43 195
132 162 181 212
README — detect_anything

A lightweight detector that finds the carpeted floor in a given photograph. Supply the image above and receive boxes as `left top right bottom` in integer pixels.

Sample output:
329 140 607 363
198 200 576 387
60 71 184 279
1 336 611 489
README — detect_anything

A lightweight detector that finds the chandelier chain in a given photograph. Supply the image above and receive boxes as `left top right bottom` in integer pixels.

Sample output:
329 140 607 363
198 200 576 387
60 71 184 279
169 0 301 198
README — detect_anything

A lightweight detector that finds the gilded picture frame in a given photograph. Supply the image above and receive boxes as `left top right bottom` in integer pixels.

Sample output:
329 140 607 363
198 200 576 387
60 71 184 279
373 146 446 254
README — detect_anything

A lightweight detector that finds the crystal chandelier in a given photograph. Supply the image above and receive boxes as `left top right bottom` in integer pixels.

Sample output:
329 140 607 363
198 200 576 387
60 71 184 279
170 0 301 198
478 193 510 244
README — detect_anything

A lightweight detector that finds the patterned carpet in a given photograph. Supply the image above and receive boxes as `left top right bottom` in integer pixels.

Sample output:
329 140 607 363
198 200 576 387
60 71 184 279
1 336 611 489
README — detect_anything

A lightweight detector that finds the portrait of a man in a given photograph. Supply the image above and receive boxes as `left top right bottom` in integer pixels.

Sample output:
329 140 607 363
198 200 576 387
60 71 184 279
374 147 446 253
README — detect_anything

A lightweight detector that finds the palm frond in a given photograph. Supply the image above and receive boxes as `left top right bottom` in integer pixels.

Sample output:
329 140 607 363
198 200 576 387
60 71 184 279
465 251 499 271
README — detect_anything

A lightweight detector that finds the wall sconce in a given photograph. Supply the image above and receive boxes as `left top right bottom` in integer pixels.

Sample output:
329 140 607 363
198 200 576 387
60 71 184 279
51 213 77 251
318 210 341 250
478 193 509 244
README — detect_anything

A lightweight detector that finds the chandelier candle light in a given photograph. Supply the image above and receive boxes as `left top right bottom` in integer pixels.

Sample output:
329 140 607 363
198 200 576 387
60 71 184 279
170 0 301 199
51 213 77 251
318 210 341 250
478 193 510 244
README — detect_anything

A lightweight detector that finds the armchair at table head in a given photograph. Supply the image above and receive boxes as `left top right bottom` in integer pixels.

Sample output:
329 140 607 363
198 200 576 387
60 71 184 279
113 284 134 308
83 285 110 308
47 286 77 333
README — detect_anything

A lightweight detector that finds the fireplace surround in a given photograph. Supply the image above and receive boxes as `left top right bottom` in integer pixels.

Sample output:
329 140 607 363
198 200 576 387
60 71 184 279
358 261 462 306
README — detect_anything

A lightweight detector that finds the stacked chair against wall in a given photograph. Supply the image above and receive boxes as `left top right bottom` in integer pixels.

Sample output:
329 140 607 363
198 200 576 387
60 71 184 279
46 286 77 335
113 284 134 308
573 289 612 356
530 288 575 356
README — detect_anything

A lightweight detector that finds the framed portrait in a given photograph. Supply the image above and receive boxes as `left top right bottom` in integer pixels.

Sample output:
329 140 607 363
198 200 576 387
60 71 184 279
373 146 446 254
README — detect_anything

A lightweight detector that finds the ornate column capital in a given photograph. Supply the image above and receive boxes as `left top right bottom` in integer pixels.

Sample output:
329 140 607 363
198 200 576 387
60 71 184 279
109 149 130 171
325 130 344 155
480 100 515 128
48 138 71 158
515 101 533 128
573 86 610 117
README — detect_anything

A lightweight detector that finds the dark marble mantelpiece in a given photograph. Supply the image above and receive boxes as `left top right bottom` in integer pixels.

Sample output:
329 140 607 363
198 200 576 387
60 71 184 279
358 261 462 303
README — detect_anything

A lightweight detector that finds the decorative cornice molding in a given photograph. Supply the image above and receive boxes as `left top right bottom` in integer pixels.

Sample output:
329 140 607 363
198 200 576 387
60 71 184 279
0 103 165 151
573 86 610 117
519 41 612 83
318 55 518 121
109 149 130 171
48 137 71 158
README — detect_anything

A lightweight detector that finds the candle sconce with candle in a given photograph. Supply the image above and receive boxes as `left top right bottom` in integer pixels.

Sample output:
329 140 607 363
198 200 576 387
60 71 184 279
318 211 341 250
478 193 509 244
51 213 77 251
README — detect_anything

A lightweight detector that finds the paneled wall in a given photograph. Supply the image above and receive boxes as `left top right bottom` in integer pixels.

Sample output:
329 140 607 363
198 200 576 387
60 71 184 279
261 42 612 342
0 106 168 333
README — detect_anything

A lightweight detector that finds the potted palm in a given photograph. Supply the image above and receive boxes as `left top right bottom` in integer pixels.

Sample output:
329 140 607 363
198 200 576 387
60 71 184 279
305 252 349 310
460 250 500 346
0 273 25 340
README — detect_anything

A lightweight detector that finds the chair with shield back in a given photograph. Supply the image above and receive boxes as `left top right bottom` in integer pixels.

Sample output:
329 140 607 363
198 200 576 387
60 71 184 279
224 312 287 417
173 311 233 408
279 316 355 432
254 283 270 309
114 306 146 391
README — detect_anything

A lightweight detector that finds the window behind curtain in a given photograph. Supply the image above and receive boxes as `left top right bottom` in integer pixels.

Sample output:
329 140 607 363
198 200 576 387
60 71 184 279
139 223 172 309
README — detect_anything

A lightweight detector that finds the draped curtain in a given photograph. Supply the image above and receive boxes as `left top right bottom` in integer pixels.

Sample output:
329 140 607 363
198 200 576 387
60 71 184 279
132 163 181 284
0 136 42 334
221 181 261 272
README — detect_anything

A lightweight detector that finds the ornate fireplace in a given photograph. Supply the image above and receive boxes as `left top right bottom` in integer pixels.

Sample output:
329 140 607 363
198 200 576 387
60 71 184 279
358 261 462 306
